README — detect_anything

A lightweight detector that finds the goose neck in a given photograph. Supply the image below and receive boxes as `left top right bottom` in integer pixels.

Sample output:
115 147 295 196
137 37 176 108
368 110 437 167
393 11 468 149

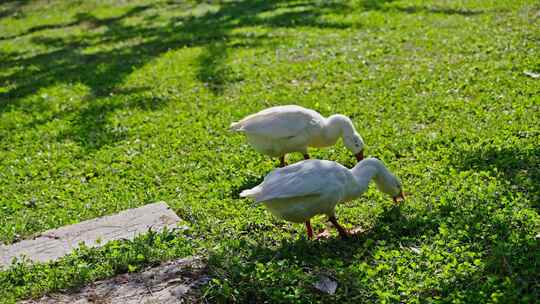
323 115 354 142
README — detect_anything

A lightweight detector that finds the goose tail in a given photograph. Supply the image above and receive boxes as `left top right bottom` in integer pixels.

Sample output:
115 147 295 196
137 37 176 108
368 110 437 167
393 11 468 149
229 121 244 132
240 186 262 198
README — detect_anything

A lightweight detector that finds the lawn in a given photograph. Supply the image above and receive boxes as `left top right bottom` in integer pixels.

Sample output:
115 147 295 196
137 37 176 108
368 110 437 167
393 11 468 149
0 0 539 302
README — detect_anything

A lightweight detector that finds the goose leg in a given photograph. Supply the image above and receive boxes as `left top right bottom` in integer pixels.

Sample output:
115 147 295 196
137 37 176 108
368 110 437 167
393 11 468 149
305 220 313 240
329 216 349 239
279 155 287 167
303 153 310 160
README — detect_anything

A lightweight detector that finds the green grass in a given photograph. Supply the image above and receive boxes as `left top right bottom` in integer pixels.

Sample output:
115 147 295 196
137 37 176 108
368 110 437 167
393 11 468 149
1 0 539 302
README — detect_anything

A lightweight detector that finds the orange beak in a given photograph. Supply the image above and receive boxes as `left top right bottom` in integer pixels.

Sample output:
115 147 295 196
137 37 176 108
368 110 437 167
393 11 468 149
393 191 405 204
355 151 364 162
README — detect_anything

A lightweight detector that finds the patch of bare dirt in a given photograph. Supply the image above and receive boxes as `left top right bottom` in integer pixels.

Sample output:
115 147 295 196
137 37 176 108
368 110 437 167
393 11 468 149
19 256 210 304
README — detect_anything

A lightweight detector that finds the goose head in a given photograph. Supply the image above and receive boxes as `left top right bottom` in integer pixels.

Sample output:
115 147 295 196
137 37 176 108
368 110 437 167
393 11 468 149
352 158 404 203
343 132 365 161
326 114 365 162
375 172 404 203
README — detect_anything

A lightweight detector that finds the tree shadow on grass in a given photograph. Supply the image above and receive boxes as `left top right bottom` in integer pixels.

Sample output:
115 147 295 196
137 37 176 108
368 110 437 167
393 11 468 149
197 42 240 95
0 0 29 19
60 89 168 150
393 5 485 16
0 5 154 41
0 0 491 151
444 144 540 297
355 0 485 16
210 185 538 301
207 205 430 301
453 145 540 208
224 205 421 262
0 0 358 150
0 1 350 102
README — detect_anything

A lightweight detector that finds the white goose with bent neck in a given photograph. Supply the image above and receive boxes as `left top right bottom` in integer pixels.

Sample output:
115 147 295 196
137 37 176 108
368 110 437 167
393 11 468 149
230 105 365 167
240 157 404 239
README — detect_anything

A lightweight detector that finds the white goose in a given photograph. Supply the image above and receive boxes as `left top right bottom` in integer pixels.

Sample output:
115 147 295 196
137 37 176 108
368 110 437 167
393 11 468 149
240 158 404 239
230 105 365 167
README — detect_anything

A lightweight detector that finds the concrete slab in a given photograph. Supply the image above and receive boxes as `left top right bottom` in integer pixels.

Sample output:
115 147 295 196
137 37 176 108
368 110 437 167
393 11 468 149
18 256 209 304
1 202 181 268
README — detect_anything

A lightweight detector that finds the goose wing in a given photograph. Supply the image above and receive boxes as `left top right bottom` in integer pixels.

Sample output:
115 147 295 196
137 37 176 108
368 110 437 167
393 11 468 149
230 105 322 139
244 160 348 203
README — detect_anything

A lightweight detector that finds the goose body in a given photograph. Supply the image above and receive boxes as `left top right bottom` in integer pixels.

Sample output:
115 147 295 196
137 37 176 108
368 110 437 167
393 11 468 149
230 105 365 166
240 158 404 239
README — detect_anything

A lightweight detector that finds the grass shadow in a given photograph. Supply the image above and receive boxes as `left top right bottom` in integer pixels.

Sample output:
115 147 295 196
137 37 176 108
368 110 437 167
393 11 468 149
220 204 421 263
0 0 363 150
206 205 429 301
356 0 396 11
61 88 167 151
393 5 484 16
0 0 29 20
209 188 538 300
454 145 539 208
0 5 154 41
